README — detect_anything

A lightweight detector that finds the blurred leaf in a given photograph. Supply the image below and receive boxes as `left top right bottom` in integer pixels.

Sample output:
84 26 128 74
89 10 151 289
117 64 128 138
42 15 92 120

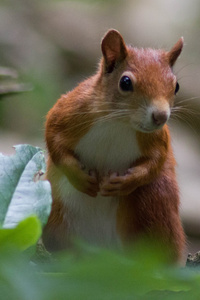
0 215 41 251
31 243 200 300
0 250 44 300
0 241 200 300
0 144 52 228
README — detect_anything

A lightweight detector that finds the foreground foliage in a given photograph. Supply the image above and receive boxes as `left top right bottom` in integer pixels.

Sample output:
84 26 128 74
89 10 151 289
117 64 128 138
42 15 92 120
0 144 52 250
0 145 200 300
0 242 200 300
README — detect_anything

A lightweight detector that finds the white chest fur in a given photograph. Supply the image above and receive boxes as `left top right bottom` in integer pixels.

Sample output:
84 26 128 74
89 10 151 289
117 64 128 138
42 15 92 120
58 120 141 247
75 120 141 176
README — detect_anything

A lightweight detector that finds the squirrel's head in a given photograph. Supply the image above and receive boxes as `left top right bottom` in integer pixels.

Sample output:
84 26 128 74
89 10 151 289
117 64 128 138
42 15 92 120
99 29 183 133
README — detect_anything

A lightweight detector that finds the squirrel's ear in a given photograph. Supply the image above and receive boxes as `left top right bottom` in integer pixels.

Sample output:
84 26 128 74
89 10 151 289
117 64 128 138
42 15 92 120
101 29 128 73
167 37 184 67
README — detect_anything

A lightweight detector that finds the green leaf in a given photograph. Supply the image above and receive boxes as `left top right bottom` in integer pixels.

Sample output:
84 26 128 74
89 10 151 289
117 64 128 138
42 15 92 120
0 243 199 300
0 215 42 251
0 144 52 228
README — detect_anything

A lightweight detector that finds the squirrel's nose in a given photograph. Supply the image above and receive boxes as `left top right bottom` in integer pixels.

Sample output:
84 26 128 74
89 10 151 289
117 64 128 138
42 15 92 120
152 111 168 126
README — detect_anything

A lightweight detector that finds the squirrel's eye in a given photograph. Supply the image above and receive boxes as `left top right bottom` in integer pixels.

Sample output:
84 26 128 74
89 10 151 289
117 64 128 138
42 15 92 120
119 76 133 92
175 82 180 95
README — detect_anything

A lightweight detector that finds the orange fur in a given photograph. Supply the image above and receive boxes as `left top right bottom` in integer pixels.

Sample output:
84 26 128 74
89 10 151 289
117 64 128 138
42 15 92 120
43 29 185 262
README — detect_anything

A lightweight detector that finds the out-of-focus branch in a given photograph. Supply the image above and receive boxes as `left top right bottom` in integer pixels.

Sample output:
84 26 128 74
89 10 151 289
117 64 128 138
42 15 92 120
0 67 32 98
0 83 32 97
0 67 18 79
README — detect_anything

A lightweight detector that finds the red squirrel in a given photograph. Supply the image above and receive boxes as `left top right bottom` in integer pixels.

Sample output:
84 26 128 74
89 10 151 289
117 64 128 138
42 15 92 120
43 29 185 262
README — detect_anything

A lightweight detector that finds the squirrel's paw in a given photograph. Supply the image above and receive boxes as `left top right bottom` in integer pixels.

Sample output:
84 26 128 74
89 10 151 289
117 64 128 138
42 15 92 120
100 172 137 197
71 169 99 197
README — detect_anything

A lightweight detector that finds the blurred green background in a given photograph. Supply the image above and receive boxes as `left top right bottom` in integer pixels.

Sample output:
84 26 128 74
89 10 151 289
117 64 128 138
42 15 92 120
0 0 200 256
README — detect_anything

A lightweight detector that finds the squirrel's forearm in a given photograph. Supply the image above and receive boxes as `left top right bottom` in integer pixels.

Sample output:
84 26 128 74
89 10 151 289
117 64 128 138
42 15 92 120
128 154 166 189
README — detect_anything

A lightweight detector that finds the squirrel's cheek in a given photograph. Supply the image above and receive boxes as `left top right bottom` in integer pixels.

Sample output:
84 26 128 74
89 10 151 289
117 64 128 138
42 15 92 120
129 100 171 133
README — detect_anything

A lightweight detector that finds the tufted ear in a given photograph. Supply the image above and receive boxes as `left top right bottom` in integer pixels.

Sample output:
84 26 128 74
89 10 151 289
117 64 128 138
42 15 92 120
101 29 128 73
167 37 184 67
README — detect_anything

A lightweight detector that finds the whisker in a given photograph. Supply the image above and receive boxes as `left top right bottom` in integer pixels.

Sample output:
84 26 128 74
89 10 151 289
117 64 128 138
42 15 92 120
67 108 132 132
172 106 200 117
170 107 200 136
171 113 192 129
95 110 131 124
175 96 200 105
65 101 132 117
175 63 194 76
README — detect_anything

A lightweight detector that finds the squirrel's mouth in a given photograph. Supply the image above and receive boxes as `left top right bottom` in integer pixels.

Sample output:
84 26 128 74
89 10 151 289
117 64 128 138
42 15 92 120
129 121 153 133
135 123 165 133
138 124 155 133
